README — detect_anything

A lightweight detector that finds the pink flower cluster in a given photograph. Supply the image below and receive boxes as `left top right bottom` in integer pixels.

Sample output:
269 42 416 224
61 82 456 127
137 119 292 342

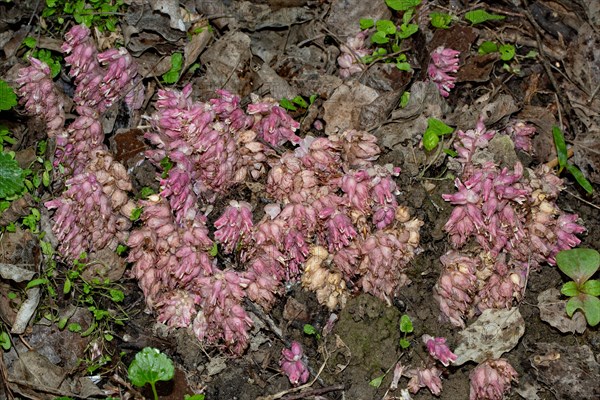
16 57 65 136
337 30 371 78
407 366 443 396
435 119 585 327
428 46 460 97
280 341 310 386
17 26 143 261
504 121 536 153
469 358 518 400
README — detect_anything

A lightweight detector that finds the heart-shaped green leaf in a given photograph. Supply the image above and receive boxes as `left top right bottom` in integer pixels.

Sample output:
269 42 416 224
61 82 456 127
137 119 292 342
556 248 600 285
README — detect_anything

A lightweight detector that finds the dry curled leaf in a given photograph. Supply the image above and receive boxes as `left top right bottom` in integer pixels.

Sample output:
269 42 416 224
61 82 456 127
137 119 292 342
453 308 525 365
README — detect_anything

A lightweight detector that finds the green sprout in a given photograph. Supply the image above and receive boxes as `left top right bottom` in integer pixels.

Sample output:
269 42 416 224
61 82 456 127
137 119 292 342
162 52 183 84
556 248 600 327
303 323 321 340
552 126 593 194
128 347 175 400
422 118 454 152
399 314 413 349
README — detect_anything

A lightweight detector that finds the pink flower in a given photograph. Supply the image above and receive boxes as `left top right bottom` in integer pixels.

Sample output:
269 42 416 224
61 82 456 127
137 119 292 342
428 47 460 97
422 335 457 366
469 358 518 400
280 341 310 386
407 366 443 396
337 30 371 78
505 121 536 153
214 200 254 254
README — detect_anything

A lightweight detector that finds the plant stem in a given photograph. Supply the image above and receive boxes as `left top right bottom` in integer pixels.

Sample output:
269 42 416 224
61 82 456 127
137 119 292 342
151 382 159 400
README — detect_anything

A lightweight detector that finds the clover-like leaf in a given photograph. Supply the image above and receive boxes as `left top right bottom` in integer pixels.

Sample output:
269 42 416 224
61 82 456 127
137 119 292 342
128 347 175 388
561 281 579 297
581 280 600 296
566 295 600 327
478 41 498 55
498 44 515 61
556 248 600 285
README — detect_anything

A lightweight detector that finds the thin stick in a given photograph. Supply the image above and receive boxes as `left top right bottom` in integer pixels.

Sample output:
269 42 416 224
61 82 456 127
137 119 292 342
545 148 574 169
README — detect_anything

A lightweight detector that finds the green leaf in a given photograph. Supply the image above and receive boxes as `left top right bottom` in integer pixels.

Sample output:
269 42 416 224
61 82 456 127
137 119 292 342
22 37 37 48
360 18 374 29
369 375 384 388
26 278 48 289
566 295 600 326
427 118 454 136
0 152 25 198
128 347 175 387
139 187 155 199
371 31 389 44
561 281 580 297
429 12 452 29
292 95 308 109
444 148 458 157
423 130 440 151
498 44 515 61
478 41 498 55
376 19 396 35
279 98 297 111
399 314 413 333
162 52 183 84
556 248 600 285
303 324 318 336
465 9 505 25
184 395 205 400
0 80 17 111
400 91 410 108
397 23 418 39
396 61 411 71
582 280 600 296
402 8 414 25
309 94 317 105
0 331 11 350
399 338 410 349
63 277 72 294
68 322 82 333
116 244 128 255
110 289 125 302
130 207 143 221
552 126 568 172
385 0 421 11
525 50 538 59
209 242 218 257
566 164 594 194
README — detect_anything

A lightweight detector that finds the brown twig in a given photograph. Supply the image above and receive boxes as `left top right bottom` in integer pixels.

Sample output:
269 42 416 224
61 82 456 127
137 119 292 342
545 147 574 169
280 384 344 399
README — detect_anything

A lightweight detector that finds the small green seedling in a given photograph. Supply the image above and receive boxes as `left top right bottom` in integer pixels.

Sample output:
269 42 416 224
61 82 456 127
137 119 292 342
279 94 317 112
552 126 593 194
162 52 183 84
399 314 413 349
303 323 321 340
128 347 175 400
429 12 453 29
557 248 600 327
422 118 454 152
359 2 420 72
